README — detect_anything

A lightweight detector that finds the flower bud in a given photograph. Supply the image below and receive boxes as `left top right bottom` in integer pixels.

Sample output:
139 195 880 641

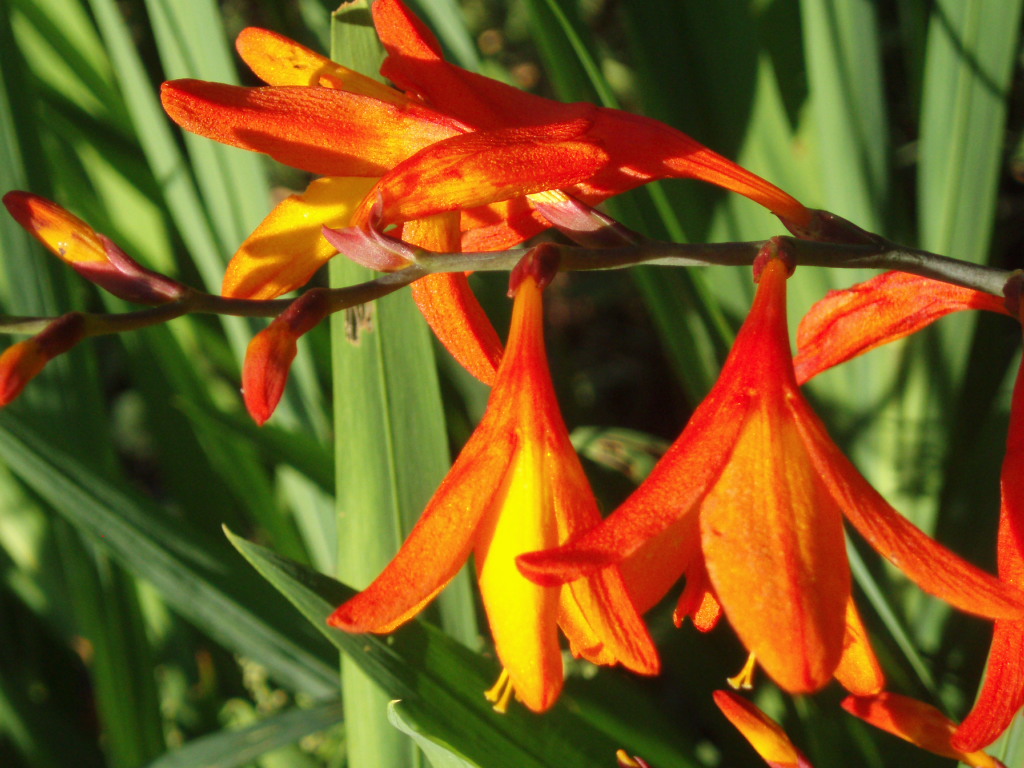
530 190 640 248
242 289 330 425
3 192 186 304
0 313 86 406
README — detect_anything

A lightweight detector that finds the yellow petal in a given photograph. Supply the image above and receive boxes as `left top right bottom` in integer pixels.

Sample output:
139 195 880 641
223 176 377 299
475 437 562 713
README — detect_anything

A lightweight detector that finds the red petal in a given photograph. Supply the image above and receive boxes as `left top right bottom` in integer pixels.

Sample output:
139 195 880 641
160 80 461 177
794 271 1009 384
401 214 503 385
843 693 1006 768
955 353 1024 751
363 120 610 225
795 398 1024 620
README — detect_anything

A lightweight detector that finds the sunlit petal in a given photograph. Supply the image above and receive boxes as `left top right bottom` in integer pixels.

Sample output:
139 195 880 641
714 690 814 768
160 80 462 177
833 598 885 696
794 271 1009 384
223 176 376 299
843 693 1006 768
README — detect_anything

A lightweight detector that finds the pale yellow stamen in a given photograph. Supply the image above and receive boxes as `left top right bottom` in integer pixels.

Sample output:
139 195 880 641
484 668 515 714
615 749 643 767
727 652 757 690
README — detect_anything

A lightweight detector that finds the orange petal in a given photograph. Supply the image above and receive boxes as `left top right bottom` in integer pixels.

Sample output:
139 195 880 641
360 120 610 226
843 693 1006 768
700 404 850 693
955 357 1024 750
833 598 885 696
794 398 1024 620
794 271 1009 384
673 555 722 632
223 176 377 299
160 80 461 177
713 690 814 768
327 435 508 633
236 27 406 104
402 215 502 385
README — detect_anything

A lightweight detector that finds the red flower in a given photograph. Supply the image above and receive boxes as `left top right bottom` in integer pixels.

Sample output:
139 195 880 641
160 0 809 384
327 250 657 712
519 252 1024 694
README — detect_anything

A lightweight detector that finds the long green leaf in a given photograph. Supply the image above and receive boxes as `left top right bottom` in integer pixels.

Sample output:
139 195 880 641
0 412 337 699
227 529 623 768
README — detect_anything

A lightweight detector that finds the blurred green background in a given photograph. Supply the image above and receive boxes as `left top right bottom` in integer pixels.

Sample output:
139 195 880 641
0 0 1022 766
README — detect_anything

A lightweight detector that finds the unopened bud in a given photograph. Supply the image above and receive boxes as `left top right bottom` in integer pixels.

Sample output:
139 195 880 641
530 191 640 247
0 313 86 406
508 243 561 296
242 289 331 425
3 192 186 304
322 223 417 272
752 237 796 283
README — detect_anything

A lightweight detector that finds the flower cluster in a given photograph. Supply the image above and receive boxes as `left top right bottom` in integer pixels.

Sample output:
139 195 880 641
1 0 1022 765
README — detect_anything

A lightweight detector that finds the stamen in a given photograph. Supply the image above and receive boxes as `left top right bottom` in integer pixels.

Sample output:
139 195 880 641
615 749 651 767
484 668 515 714
727 652 757 690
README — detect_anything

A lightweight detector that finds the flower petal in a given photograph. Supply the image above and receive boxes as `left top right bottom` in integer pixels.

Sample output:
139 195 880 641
700 405 850 693
714 690 814 768
794 271 1009 384
402 215 502 385
833 598 885 696
327 433 508 633
955 353 1024 751
223 176 377 299
794 398 1024 620
161 79 461 177
360 120 610 226
236 27 406 104
843 693 1006 768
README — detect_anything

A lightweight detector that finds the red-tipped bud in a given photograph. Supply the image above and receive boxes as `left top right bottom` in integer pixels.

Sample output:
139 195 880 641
242 289 331 425
0 313 86 406
531 192 641 248
3 192 186 304
508 243 561 296
752 237 796 283
615 750 652 768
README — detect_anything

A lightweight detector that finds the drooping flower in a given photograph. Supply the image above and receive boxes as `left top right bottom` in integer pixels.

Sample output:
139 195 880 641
518 247 1024 694
843 692 1007 768
160 0 810 384
714 689 814 768
792 270 1024 750
327 248 658 712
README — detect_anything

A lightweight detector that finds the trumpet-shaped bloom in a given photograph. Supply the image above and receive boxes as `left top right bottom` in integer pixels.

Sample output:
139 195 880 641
327 254 658 712
714 690 814 768
792 271 1024 750
518 254 1024 694
160 0 808 383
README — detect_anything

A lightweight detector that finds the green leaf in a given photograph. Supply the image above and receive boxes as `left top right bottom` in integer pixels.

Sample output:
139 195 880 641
0 411 337 699
143 700 344 768
388 703 478 768
226 529 623 768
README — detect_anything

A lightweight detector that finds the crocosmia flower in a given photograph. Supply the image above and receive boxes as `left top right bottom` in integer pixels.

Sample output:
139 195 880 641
327 248 658 713
518 249 1024 694
160 0 809 384
792 271 1024 750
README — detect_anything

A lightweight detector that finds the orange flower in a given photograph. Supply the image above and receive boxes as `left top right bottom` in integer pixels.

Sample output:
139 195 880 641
327 249 658 712
714 690 814 768
160 0 808 384
793 271 1024 750
518 248 1024 694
